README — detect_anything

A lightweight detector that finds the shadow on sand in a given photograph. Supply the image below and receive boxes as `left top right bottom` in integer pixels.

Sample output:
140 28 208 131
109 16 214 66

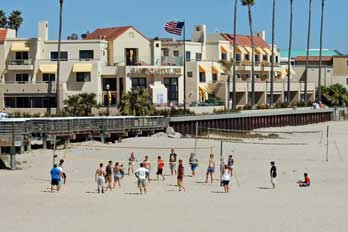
257 187 273 190
124 192 142 195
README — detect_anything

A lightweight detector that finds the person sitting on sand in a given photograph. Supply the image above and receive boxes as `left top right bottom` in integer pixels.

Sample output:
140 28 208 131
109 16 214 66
297 173 311 187
189 153 199 177
113 162 123 189
95 163 106 194
135 163 149 194
205 154 215 184
221 165 231 193
156 156 165 181
50 163 62 192
128 152 136 175
177 159 185 192
143 156 151 183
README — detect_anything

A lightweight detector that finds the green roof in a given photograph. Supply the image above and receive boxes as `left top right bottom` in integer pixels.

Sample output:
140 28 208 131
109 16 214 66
280 49 343 58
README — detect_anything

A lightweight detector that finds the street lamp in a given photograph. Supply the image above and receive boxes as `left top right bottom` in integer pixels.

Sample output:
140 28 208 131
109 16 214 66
106 84 110 116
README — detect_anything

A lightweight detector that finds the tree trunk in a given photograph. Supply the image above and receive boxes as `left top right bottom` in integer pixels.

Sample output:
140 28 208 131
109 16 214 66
304 0 312 104
248 5 255 108
270 0 276 106
232 0 238 109
287 0 293 105
56 1 63 114
318 0 325 102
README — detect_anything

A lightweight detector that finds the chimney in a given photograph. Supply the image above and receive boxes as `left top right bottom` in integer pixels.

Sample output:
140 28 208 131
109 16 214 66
192 25 207 43
152 39 162 66
38 21 48 41
255 31 266 41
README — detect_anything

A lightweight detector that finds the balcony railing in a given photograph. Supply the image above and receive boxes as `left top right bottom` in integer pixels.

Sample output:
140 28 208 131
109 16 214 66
111 56 182 66
7 59 32 65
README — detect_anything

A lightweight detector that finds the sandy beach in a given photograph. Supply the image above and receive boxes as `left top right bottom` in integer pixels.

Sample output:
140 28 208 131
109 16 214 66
1 121 348 232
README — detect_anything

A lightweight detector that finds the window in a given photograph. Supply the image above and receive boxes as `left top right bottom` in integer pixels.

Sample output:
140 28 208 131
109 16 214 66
196 53 202 61
155 43 159 48
346 78 348 85
236 74 241 79
15 51 29 60
16 73 29 83
131 77 146 89
212 73 218 83
76 72 91 82
255 55 260 62
196 26 201 31
79 50 94 60
263 55 268 62
235 54 241 62
245 54 250 61
185 51 191 61
42 73 55 82
164 78 178 102
221 53 227 60
102 78 117 91
243 74 249 79
173 50 179 57
187 72 193 78
163 49 169 57
126 48 138 65
199 72 206 82
275 56 279 63
255 74 260 79
119 78 124 98
50 51 68 61
5 97 56 108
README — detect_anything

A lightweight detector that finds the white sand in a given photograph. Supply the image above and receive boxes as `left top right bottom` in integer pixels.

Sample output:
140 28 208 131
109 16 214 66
1 121 348 232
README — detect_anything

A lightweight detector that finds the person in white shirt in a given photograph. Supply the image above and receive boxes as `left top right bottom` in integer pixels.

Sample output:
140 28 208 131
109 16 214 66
57 159 66 185
135 163 149 194
221 165 231 193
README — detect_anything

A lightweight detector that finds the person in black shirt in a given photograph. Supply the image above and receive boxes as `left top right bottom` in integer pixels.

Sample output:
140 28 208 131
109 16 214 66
270 161 277 189
105 160 113 191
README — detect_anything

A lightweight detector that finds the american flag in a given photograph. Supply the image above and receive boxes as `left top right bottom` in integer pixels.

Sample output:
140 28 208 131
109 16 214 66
164 21 185 36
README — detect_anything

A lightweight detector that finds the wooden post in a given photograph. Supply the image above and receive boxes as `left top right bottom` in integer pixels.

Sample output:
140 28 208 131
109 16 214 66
53 135 57 166
220 140 223 186
10 122 16 170
326 125 329 162
194 121 198 152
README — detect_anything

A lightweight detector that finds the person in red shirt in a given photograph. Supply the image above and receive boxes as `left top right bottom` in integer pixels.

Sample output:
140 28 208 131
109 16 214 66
177 159 185 192
156 156 165 181
298 173 311 187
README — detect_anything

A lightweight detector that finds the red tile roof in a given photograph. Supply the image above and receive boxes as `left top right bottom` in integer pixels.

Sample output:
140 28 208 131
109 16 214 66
85 26 149 41
221 33 270 48
295 56 333 62
0 29 7 43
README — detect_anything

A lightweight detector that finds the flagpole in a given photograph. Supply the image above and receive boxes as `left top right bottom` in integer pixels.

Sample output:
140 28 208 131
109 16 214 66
183 20 186 113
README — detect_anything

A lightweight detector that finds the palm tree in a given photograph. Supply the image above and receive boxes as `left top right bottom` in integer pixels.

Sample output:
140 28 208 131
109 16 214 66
318 0 325 103
232 0 238 109
241 0 256 108
0 10 7 28
64 93 98 116
287 0 294 104
321 84 348 107
56 0 64 114
270 0 276 106
220 59 234 108
304 0 312 104
7 10 23 36
119 88 154 116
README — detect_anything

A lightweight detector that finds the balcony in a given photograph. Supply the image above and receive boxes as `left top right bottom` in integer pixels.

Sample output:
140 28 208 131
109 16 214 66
0 81 56 94
6 59 34 71
111 56 183 67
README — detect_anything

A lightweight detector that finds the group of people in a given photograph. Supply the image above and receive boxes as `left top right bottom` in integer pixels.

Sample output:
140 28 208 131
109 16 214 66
49 149 311 194
270 161 311 189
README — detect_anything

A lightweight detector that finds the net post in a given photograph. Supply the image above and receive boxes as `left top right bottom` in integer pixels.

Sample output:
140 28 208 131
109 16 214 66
326 125 329 162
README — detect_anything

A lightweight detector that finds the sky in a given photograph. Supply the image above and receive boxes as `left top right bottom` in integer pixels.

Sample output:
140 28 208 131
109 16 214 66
1 0 348 54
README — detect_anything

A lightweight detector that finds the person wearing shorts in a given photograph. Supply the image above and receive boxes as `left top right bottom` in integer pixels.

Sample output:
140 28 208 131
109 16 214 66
221 165 231 193
270 161 277 189
135 163 149 194
50 164 62 192
169 149 177 176
156 156 165 181
205 154 215 184
113 162 123 188
189 153 199 177
143 156 151 183
95 163 106 194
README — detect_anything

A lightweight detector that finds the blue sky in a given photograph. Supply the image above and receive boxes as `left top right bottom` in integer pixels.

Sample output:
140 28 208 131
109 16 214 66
2 0 347 53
